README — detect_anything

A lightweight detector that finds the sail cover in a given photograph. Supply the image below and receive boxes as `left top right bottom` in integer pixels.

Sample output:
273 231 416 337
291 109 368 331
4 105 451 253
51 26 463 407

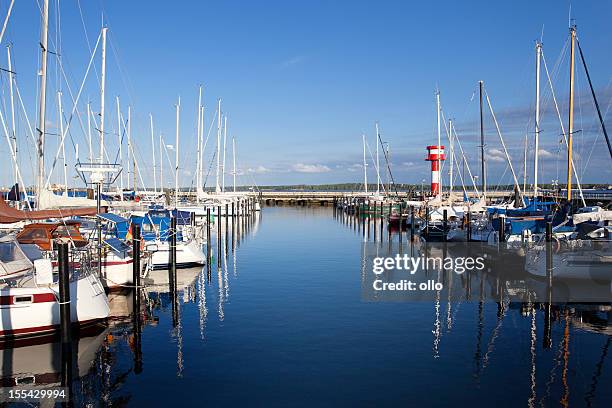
37 188 106 210
0 195 100 224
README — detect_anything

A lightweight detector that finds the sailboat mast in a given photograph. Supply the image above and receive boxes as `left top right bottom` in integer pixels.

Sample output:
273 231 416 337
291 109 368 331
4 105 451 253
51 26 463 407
87 102 93 163
159 134 163 192
567 26 576 202
175 97 181 207
222 115 227 192
534 41 542 199
375 122 380 195
523 134 528 193
479 80 486 201
196 85 202 201
99 27 108 164
128 106 135 191
362 134 368 194
36 0 50 206
436 90 441 198
232 135 236 193
216 99 222 193
7 46 17 187
449 119 453 195
57 92 67 194
116 96 123 199
199 105 205 193
150 114 157 193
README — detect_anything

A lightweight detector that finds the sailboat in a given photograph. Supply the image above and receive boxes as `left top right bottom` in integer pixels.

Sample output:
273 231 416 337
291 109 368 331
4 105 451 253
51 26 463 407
0 235 109 339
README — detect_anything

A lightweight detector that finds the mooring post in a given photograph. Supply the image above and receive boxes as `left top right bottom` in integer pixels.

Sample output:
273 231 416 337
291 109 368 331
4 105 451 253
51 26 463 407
410 206 415 240
231 203 236 251
206 208 211 253
170 216 178 326
58 241 71 345
58 240 74 399
398 204 403 243
425 206 430 236
206 208 212 280
442 209 448 242
169 217 177 287
217 205 222 258
380 202 384 240
543 221 553 348
132 224 141 289
225 205 229 255
132 227 143 375
467 212 472 241
190 211 196 227
57 242 72 398
499 215 505 242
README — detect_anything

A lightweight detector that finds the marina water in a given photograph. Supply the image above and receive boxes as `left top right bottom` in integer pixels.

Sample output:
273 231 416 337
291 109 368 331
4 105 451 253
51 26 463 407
4 206 611 406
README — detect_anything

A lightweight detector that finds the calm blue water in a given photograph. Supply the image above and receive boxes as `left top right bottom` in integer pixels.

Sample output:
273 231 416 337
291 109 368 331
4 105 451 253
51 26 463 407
5 206 612 407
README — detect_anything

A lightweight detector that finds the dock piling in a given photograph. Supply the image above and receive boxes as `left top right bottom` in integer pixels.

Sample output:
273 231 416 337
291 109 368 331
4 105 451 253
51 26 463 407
57 241 71 346
132 224 141 289
442 209 447 242
544 221 553 348
410 206 415 240
467 212 471 241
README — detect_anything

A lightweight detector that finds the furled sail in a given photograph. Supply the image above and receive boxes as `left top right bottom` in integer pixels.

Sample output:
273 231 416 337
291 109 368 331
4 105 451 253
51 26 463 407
0 195 101 224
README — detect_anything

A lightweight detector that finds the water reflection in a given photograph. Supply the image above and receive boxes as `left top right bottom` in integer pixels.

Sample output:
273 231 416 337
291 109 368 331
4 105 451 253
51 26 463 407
342 205 612 407
0 210 259 405
1 207 609 406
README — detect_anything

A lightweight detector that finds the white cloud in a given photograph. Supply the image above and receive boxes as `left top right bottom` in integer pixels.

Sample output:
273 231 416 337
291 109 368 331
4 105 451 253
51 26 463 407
402 162 415 167
247 166 270 174
538 149 555 159
487 148 506 163
488 155 506 163
292 163 331 173
346 163 363 172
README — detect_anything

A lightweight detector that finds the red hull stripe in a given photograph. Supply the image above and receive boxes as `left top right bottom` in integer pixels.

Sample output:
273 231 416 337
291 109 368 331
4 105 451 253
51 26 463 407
0 293 56 305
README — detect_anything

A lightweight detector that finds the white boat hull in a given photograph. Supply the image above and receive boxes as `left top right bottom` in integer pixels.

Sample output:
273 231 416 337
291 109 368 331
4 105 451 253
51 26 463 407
0 274 110 339
149 240 205 270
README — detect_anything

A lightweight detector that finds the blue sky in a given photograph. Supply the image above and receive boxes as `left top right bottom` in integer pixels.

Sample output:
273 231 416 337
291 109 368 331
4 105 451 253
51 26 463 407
1 0 611 189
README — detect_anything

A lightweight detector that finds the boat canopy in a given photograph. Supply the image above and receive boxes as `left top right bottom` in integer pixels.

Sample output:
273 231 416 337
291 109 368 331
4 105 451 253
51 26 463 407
16 222 88 251
0 235 33 279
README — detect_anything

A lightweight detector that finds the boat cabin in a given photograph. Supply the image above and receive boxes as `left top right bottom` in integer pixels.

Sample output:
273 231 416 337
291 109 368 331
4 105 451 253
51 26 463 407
16 222 88 251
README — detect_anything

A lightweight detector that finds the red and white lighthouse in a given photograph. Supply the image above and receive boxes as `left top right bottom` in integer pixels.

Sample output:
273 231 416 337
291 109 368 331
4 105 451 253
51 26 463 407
425 145 445 196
